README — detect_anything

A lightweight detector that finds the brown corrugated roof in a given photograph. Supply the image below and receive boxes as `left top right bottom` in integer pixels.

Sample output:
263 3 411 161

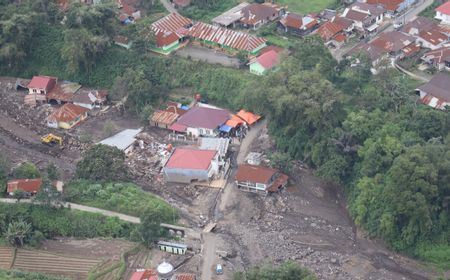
371 31 414 53
367 0 403 12
417 72 450 102
151 13 192 34
280 13 303 29
240 3 278 25
418 30 448 46
345 9 368 22
235 164 278 184
151 110 179 125
47 103 89 123
423 46 450 64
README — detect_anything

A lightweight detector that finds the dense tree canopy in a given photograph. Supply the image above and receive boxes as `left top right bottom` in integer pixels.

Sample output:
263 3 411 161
76 144 128 181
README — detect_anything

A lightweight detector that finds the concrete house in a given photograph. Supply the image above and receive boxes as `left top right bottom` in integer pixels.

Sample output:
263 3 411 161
212 2 250 28
278 13 318 36
422 47 450 71
342 2 385 33
234 164 288 194
240 3 285 30
27 76 57 96
72 89 107 109
416 72 450 110
367 0 416 16
46 103 89 129
435 1 450 25
7 179 42 196
249 49 280 75
163 148 219 183
169 106 230 138
416 29 448 50
317 17 354 47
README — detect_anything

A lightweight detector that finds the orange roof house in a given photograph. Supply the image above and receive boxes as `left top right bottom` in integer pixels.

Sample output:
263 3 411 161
236 110 261 125
27 76 57 95
7 179 43 195
235 164 288 193
46 103 89 129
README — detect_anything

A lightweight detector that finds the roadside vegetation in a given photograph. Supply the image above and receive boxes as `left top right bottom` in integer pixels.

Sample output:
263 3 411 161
233 261 316 280
0 269 68 280
277 0 335 14
179 0 239 21
0 203 136 247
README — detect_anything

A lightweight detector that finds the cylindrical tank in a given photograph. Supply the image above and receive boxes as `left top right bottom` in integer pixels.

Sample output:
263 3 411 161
157 261 174 280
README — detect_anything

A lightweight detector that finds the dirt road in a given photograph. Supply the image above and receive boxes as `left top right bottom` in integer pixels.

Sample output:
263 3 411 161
176 45 240 68
198 122 436 280
0 198 141 223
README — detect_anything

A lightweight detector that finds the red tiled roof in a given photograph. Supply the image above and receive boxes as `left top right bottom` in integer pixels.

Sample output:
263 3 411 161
236 110 261 125
175 106 230 129
165 148 217 170
255 50 279 69
166 104 187 116
155 31 181 47
418 30 448 46
259 45 283 55
400 16 436 34
402 44 420 56
345 9 368 22
186 22 266 52
7 179 42 193
367 0 403 12
28 76 57 91
169 122 188 132
280 13 303 29
333 33 346 43
317 21 344 41
129 269 157 280
175 274 196 280
47 104 89 123
436 1 450 15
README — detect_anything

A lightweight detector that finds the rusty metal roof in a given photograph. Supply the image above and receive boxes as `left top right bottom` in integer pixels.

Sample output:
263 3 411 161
151 110 179 125
151 13 193 34
186 22 266 52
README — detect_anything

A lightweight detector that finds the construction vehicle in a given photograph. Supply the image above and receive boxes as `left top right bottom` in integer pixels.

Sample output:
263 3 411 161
41 134 63 146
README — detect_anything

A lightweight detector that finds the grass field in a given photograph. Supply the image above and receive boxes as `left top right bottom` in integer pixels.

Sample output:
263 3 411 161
278 0 336 14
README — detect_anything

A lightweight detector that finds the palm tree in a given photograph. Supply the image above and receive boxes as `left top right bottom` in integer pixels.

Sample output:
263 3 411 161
6 219 32 247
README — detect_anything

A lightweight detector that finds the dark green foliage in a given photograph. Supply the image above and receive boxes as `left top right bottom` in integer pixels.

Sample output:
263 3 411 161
12 162 40 179
181 0 238 21
46 163 59 181
0 269 68 280
135 208 168 248
233 261 317 280
0 203 135 240
0 154 10 193
76 144 128 181
64 180 177 219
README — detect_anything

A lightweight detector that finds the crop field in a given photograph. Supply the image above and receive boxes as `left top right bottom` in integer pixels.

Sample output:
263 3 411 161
11 249 101 280
0 247 13 269
278 0 335 14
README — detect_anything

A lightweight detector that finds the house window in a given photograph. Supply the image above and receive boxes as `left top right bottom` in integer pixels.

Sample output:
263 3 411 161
199 128 204 135
40 90 44 94
33 89 37 93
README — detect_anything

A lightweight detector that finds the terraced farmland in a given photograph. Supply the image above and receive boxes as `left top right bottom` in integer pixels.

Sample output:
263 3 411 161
0 247 14 269
12 249 101 280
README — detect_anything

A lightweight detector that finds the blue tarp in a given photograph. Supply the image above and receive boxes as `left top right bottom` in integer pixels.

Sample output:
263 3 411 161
219 124 232 133
181 105 189 110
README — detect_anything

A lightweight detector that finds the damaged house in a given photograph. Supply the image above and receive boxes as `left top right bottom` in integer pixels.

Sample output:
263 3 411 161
235 164 288 194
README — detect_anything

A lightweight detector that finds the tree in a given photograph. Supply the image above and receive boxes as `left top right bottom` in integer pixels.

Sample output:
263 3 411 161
61 28 109 74
233 262 316 280
12 162 40 179
46 163 59 181
0 154 10 193
137 208 166 247
6 219 32 247
33 179 63 208
102 120 116 137
13 190 26 202
76 144 128 181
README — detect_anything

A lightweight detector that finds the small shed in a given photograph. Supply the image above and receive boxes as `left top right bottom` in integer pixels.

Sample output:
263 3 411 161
150 110 179 129
98 128 143 155
157 241 188 255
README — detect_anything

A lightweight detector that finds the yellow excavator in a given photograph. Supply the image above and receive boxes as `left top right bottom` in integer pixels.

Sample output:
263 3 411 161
41 134 63 146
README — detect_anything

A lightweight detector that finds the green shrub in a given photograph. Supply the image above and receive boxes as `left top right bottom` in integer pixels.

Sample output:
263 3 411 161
12 162 40 179
0 269 68 280
64 180 177 221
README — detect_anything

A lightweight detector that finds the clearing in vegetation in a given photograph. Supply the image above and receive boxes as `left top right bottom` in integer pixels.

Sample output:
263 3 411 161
277 0 336 14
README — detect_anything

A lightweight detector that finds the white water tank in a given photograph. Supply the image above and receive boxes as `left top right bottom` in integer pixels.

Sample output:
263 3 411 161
157 261 175 280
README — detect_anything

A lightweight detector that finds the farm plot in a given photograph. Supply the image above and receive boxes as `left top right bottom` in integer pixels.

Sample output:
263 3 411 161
12 249 101 280
0 247 13 269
